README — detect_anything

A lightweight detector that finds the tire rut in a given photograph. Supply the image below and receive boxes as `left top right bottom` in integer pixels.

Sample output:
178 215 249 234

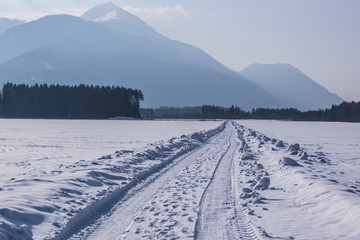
195 122 262 240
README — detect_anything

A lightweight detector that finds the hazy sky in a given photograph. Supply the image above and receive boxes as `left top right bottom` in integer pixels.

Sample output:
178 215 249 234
0 0 359 101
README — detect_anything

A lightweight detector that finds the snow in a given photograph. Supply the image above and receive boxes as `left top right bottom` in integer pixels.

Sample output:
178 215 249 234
194 124 263 240
0 119 221 239
94 10 120 22
235 120 360 239
86 123 230 240
236 120 360 187
1 119 359 240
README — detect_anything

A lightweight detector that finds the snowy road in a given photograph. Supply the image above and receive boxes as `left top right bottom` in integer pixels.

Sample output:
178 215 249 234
27 120 357 240
194 129 236 240
79 122 267 240
195 123 260 240
1 120 359 239
85 122 243 239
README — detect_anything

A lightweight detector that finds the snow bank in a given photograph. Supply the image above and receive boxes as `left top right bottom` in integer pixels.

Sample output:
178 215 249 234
0 119 223 240
234 120 360 239
50 122 225 239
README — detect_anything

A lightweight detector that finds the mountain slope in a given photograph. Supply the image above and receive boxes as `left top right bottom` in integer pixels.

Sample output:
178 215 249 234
240 63 343 110
0 4 287 110
81 2 159 38
0 18 24 33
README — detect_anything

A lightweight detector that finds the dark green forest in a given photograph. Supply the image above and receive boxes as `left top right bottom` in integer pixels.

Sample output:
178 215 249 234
141 102 360 122
0 83 143 119
0 82 359 122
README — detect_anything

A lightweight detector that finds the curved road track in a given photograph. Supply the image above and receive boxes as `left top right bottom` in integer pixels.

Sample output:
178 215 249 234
76 122 261 240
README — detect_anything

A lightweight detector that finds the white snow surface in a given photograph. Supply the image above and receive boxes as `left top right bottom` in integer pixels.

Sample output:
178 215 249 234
235 120 360 239
0 119 221 239
85 122 259 240
1 119 359 240
94 10 120 22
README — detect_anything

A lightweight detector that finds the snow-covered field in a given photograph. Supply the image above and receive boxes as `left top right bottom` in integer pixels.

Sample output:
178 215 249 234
0 119 221 239
1 119 359 240
235 120 360 239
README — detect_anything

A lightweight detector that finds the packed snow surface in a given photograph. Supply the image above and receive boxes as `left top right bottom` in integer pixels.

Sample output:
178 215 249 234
235 120 360 239
0 119 359 240
0 119 221 239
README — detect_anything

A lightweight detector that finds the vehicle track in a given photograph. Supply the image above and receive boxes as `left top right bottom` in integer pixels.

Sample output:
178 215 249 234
72 122 261 240
195 123 261 240
83 122 233 239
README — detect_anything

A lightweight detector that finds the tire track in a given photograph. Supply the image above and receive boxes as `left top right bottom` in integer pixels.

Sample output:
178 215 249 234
195 122 262 240
85 122 233 240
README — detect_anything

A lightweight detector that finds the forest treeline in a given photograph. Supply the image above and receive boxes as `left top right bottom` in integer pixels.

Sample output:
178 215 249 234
0 83 143 119
141 102 360 122
0 82 358 122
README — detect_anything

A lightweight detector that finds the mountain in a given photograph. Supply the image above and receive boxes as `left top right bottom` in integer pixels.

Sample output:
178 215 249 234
0 3 286 110
240 63 343 110
81 2 159 38
0 18 24 33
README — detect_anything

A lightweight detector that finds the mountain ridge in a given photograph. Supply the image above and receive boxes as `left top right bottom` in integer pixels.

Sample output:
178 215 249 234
81 2 159 38
0 18 25 33
0 3 310 110
240 63 343 110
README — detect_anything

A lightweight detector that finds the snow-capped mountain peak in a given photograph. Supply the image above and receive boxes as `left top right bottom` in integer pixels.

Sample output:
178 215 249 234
82 2 139 24
94 10 120 22
81 2 159 38
0 2 288 110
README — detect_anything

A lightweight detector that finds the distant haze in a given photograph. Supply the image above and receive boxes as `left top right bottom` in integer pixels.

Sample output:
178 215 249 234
0 3 292 110
0 0 359 101
240 63 343 110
